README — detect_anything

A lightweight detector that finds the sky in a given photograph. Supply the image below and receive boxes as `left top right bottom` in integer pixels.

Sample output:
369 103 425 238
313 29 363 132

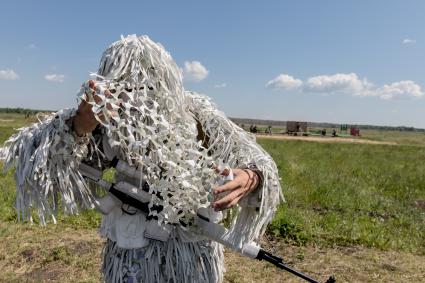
0 0 424 128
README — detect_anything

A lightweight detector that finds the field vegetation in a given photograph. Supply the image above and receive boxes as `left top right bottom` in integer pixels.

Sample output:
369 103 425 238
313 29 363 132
259 139 425 254
239 123 425 147
0 112 424 282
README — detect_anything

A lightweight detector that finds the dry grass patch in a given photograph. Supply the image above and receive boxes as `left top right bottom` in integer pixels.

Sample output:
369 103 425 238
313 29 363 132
0 222 103 282
0 223 423 282
224 239 425 283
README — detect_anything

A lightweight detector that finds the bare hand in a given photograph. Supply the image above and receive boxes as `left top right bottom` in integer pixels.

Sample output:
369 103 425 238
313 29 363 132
72 80 113 136
212 168 260 211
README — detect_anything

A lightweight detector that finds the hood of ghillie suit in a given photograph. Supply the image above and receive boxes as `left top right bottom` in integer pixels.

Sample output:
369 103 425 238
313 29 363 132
80 35 217 227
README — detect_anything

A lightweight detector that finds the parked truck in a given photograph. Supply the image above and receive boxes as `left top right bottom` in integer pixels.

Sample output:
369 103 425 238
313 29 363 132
286 121 308 136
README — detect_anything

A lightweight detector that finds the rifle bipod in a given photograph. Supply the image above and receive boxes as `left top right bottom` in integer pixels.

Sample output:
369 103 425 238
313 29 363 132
256 249 336 283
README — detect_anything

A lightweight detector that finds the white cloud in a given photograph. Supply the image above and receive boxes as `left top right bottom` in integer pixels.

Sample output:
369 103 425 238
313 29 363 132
28 43 37 49
0 69 19 80
182 61 209 82
376 80 423 100
266 72 423 100
44 74 65 83
402 38 416 44
266 74 303 90
213 83 227 88
304 73 372 96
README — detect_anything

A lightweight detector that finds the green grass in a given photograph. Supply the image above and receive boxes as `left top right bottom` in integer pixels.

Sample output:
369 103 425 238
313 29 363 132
0 112 104 228
0 127 18 145
1 113 424 256
0 112 34 127
361 129 425 146
259 139 425 254
0 162 103 229
0 112 39 144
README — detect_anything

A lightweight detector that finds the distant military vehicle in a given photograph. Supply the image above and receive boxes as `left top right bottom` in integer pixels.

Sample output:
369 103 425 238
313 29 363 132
286 121 308 136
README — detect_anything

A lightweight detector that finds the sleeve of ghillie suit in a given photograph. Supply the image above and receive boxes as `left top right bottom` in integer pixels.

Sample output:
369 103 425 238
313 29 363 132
1 109 96 225
185 91 284 249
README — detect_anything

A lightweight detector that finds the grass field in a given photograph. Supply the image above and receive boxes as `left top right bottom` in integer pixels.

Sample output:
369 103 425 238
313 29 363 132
240 124 425 147
360 129 425 147
0 113 424 282
259 139 425 254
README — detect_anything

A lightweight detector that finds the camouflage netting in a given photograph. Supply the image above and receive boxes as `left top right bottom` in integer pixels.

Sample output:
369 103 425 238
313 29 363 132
1 35 283 249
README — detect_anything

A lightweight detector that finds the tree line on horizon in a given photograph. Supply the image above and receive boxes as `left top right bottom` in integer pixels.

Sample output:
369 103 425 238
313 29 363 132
0 107 52 116
0 108 422 132
230 117 425 132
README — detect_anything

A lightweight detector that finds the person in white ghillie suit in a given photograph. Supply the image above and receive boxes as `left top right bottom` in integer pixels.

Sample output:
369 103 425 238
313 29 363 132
1 35 283 283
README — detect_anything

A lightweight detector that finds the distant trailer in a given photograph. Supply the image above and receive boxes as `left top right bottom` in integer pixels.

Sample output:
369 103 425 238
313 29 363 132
350 127 360 136
286 121 307 135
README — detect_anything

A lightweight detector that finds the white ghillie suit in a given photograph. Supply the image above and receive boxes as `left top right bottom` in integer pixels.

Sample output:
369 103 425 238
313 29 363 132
1 35 283 283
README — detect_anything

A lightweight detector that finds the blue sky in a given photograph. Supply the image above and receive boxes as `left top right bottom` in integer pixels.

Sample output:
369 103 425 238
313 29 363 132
1 1 424 128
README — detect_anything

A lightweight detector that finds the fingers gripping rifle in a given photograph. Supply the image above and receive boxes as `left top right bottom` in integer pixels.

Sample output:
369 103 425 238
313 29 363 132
79 161 336 283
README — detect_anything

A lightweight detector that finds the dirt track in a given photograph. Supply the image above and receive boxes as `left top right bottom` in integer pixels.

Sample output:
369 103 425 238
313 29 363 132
256 134 397 145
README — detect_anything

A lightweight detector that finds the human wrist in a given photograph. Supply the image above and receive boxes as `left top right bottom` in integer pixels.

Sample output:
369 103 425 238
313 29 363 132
243 164 264 191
